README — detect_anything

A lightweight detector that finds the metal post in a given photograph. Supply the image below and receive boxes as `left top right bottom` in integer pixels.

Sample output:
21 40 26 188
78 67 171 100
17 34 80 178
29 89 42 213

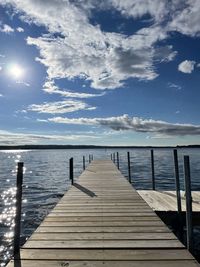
14 162 24 257
127 152 131 183
83 156 85 170
184 155 193 253
173 149 182 213
151 149 155 190
117 152 119 169
69 157 74 185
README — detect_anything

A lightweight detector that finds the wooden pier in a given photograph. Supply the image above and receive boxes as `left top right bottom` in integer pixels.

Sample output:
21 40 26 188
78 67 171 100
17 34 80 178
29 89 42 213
7 160 200 266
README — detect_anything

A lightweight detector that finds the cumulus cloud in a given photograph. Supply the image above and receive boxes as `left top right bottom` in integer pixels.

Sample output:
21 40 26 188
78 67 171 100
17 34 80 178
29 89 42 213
48 114 200 136
1 0 199 90
28 100 96 114
0 130 99 145
1 0 178 90
0 23 14 33
178 60 196 74
16 27 24 32
43 80 105 98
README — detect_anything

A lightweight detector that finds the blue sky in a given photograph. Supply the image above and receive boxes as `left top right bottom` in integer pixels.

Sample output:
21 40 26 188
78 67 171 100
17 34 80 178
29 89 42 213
0 0 200 146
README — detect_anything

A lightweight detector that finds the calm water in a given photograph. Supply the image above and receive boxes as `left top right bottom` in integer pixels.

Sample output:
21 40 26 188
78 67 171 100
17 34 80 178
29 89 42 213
0 148 200 266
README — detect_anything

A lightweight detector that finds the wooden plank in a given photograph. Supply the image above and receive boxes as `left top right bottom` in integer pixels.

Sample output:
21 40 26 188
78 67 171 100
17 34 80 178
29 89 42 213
36 226 170 232
138 190 200 211
24 240 183 248
20 248 194 260
30 232 176 240
6 260 200 267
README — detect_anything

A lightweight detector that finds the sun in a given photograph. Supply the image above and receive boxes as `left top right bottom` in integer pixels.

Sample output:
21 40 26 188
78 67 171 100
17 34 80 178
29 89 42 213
8 64 24 79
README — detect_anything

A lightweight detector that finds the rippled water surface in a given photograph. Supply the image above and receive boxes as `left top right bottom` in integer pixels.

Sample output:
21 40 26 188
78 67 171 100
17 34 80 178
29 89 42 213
0 148 200 266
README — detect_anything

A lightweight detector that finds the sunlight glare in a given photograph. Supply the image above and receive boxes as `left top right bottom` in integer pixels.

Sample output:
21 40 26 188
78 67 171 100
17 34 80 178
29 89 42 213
8 64 24 79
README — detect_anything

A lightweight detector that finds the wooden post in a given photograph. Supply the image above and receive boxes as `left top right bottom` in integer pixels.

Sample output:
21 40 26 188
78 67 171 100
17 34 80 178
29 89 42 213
69 157 74 185
89 155 91 163
151 150 155 190
184 155 193 253
113 153 115 164
117 152 119 169
111 154 112 161
14 162 24 257
127 152 131 183
83 156 85 170
173 149 182 213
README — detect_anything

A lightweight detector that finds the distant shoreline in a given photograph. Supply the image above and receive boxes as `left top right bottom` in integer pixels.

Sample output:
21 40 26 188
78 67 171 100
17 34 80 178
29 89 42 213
0 144 200 150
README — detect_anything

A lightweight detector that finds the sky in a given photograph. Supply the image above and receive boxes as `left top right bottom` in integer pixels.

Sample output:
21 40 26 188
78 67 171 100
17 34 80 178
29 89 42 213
0 0 200 146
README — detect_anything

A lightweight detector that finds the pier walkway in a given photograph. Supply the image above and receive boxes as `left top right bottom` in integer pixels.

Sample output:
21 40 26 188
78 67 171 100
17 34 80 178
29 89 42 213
8 160 199 266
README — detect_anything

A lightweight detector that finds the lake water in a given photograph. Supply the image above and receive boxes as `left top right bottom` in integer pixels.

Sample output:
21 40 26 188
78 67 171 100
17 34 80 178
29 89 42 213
0 148 200 266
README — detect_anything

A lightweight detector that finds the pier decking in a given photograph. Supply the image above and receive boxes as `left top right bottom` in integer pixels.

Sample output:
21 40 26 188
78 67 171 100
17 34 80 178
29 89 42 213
7 160 199 266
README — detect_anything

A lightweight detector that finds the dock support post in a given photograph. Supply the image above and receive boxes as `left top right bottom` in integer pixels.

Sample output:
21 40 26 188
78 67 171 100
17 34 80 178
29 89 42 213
117 152 119 169
151 150 155 190
83 156 85 170
69 157 74 185
127 152 131 183
111 154 112 161
173 149 182 213
89 155 91 163
184 155 193 253
14 162 24 258
113 153 115 164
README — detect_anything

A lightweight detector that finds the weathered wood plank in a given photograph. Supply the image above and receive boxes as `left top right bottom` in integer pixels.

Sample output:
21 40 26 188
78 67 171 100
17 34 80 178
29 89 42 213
6 260 200 267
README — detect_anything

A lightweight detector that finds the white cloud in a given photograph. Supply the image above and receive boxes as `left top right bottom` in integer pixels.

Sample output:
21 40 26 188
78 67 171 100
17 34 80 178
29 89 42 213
0 129 99 145
43 80 105 98
48 114 200 136
168 82 182 90
1 0 177 90
169 0 200 37
0 93 3 97
178 60 196 74
1 0 198 91
28 100 96 114
0 24 14 33
0 54 5 58
16 27 24 32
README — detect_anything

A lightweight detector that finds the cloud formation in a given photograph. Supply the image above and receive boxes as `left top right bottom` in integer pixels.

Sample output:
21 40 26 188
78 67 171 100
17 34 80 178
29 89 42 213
1 0 182 90
48 114 200 136
0 130 99 145
0 23 14 33
43 80 105 98
16 27 24 32
178 60 196 74
28 100 96 114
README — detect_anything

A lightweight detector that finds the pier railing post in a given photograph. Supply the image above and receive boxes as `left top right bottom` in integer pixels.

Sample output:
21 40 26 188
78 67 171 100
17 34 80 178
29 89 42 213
113 153 115 164
173 149 182 214
69 157 74 185
111 154 112 161
127 152 131 183
83 156 85 170
14 162 24 257
117 152 119 169
151 150 155 190
89 155 91 164
184 155 193 253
